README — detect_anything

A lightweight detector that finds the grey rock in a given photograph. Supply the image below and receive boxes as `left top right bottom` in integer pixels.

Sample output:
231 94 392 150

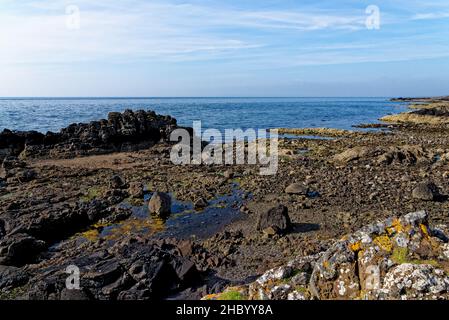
148 192 171 217
412 182 439 201
285 183 308 195
60 288 90 300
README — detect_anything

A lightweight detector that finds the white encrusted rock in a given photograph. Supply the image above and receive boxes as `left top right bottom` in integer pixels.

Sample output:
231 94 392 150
382 263 449 298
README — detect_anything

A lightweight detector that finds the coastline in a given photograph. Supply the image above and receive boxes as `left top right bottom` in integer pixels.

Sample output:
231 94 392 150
1 97 449 300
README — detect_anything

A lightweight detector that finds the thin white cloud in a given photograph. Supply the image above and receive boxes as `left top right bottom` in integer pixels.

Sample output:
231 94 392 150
0 0 371 67
412 12 449 20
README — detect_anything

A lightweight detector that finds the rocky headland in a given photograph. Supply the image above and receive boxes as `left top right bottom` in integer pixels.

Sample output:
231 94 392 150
1 99 449 300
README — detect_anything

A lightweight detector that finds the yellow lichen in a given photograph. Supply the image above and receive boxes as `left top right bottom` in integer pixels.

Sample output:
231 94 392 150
79 229 100 241
373 235 393 252
387 218 404 235
349 241 362 252
420 224 430 239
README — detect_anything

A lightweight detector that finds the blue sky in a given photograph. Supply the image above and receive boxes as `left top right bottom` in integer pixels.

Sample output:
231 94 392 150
1 0 449 97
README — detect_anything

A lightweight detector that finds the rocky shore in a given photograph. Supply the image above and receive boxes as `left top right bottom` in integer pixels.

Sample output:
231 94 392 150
1 100 449 300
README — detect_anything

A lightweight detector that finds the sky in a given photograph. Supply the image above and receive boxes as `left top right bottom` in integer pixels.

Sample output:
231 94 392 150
1 0 449 97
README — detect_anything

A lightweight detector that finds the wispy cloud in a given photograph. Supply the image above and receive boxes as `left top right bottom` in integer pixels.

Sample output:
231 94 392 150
2 0 449 96
0 0 371 66
412 12 449 20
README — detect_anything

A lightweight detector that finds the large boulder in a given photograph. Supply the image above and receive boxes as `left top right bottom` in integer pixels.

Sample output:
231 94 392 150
256 205 291 235
377 145 429 165
148 192 172 217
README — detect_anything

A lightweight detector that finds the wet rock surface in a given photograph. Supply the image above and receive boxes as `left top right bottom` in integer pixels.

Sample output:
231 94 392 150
148 192 172 217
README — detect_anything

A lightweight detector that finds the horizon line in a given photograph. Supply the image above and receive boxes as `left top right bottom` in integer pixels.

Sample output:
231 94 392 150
0 96 399 99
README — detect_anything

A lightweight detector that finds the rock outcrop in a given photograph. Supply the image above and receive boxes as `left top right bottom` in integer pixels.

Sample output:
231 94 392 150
0 109 178 161
332 145 431 165
216 211 449 300
19 239 201 300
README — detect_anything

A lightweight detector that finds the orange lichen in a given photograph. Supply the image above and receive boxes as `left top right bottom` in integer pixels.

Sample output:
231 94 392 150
373 235 393 252
349 241 362 252
387 218 404 235
202 294 220 300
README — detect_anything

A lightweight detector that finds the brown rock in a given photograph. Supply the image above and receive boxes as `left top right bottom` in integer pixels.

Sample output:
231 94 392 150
412 182 439 201
285 183 308 195
148 192 171 217
256 205 291 235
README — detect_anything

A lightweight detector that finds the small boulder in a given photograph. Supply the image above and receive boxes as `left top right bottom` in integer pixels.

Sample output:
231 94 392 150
109 175 127 189
412 182 439 201
149 192 171 217
332 146 371 163
194 197 208 209
223 170 234 179
256 205 291 235
16 169 37 182
285 183 308 195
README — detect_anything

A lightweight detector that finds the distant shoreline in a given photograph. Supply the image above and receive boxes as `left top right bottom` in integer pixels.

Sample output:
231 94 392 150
0 96 396 101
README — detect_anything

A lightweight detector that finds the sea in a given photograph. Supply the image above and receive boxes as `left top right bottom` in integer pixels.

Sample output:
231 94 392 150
0 97 408 133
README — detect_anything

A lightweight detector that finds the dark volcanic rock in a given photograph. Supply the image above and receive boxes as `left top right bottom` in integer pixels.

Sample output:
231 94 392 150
194 197 208 209
109 175 127 189
0 109 178 160
0 265 29 290
0 130 44 162
256 205 292 235
0 219 5 240
0 233 46 266
21 240 203 300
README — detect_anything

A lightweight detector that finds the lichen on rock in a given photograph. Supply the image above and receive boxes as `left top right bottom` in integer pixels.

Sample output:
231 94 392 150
215 210 449 300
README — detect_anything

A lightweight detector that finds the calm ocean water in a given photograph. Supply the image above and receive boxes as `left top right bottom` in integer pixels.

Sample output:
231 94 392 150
0 97 407 133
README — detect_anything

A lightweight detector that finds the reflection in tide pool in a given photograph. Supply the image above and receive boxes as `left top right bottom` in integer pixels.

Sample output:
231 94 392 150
77 184 249 243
